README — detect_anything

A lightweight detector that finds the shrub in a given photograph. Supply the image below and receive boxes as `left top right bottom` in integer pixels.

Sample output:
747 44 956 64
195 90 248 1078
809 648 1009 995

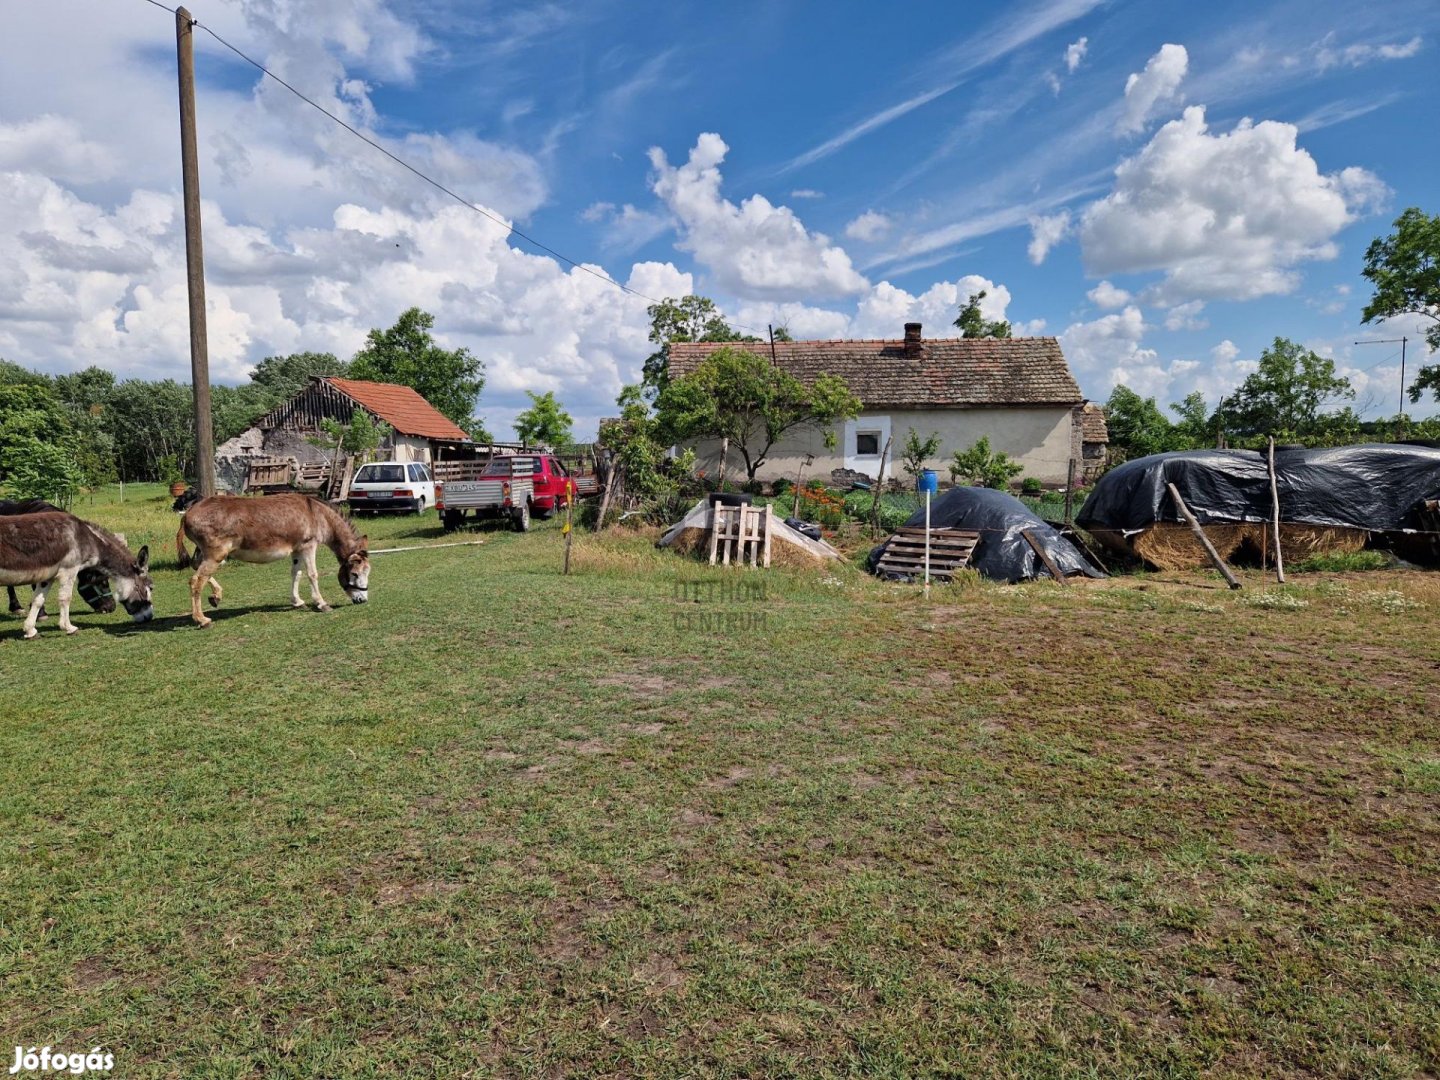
900 428 942 480
949 437 1024 488
770 477 792 497
1021 477 1043 495
0 437 83 507
1292 550 1390 573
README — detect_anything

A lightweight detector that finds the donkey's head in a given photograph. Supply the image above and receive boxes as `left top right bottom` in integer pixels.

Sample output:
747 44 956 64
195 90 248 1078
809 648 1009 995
338 537 370 604
112 544 154 622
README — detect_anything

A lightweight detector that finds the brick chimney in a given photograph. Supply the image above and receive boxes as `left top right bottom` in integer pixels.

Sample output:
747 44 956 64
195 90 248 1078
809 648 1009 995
903 322 923 358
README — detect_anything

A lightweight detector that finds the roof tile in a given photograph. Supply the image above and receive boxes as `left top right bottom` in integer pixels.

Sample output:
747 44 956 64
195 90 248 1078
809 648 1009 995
667 336 1082 409
325 377 470 441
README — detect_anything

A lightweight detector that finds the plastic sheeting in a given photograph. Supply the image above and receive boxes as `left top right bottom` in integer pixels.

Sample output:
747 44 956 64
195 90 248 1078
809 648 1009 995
1076 444 1440 533
867 487 1105 584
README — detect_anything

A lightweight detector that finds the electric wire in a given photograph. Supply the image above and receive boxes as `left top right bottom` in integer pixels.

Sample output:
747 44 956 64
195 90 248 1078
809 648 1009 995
135 0 770 334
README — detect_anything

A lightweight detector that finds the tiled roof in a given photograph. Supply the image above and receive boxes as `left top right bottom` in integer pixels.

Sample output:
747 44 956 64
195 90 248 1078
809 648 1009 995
325 378 471 441
1079 401 1110 443
666 335 1081 409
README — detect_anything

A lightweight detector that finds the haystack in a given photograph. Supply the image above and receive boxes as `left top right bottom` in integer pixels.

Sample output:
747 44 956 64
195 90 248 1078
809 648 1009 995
657 500 842 567
1245 523 1368 563
1131 522 1248 571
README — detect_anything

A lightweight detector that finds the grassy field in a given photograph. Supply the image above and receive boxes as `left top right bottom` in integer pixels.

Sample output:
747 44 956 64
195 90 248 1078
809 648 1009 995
2 485 1438 1078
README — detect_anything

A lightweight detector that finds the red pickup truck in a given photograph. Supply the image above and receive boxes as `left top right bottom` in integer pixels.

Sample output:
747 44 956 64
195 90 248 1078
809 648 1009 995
434 453 576 532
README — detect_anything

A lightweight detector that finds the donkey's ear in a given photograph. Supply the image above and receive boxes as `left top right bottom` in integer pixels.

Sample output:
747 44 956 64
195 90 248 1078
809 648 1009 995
136 545 150 572
358 536 369 550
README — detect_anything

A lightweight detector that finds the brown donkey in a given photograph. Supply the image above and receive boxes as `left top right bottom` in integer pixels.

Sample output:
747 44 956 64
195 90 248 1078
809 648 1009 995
0 512 153 638
179 494 370 628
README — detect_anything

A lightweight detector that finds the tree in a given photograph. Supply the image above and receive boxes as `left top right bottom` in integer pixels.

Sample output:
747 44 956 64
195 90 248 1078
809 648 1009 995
641 295 757 398
900 428 942 480
1360 208 1440 402
249 352 349 402
1169 391 1214 449
954 291 1011 339
513 391 574 447
350 309 484 426
948 436 1024 488
1105 385 1178 459
1227 337 1354 441
0 383 85 503
657 346 862 483
313 413 390 459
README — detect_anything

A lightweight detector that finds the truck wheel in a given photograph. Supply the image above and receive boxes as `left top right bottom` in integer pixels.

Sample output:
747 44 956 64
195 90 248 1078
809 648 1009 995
414 496 426 515
443 509 464 532
514 503 531 532
536 501 555 520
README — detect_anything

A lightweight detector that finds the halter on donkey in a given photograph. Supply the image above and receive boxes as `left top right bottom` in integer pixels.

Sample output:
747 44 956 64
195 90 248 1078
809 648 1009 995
178 493 371 628
1 500 116 617
0 511 154 639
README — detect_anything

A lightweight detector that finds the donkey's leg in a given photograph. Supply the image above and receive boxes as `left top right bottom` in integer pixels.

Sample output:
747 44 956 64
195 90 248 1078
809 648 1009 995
55 571 79 635
207 574 223 608
291 553 305 608
22 580 52 639
190 557 223 627
7 586 21 614
302 544 331 612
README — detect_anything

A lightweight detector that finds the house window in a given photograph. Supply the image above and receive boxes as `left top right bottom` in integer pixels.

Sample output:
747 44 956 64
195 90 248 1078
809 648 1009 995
855 431 881 456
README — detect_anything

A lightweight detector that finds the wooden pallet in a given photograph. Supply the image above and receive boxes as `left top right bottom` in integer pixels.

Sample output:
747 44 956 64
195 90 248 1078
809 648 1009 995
875 526 980 581
295 461 331 491
708 503 773 567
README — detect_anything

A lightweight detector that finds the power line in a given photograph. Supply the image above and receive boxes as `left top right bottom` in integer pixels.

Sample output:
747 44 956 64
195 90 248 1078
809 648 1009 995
136 0 767 334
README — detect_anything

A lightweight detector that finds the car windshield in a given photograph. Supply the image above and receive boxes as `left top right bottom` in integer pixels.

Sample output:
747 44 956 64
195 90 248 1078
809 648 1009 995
356 464 405 484
481 457 535 477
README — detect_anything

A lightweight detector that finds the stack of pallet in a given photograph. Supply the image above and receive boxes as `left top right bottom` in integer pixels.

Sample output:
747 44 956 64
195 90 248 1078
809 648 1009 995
708 504 773 567
873 526 980 581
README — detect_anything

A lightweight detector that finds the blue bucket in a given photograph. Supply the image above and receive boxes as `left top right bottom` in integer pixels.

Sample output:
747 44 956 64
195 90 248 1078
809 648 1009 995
917 469 938 494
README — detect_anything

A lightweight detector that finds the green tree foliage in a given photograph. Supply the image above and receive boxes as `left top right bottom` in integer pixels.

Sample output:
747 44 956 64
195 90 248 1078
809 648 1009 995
314 413 390 459
599 385 675 500
0 382 86 502
953 291 1012 339
657 346 862 483
900 427 942 479
1360 207 1440 403
642 295 757 398
1105 386 1182 459
249 352 349 401
948 436 1025 488
349 308 484 427
106 378 195 481
1226 337 1355 441
513 391 574 447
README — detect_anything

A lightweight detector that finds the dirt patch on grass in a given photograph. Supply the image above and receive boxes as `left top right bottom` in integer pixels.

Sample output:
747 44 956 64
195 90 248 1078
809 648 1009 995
377 880 464 906
71 956 121 991
675 808 719 828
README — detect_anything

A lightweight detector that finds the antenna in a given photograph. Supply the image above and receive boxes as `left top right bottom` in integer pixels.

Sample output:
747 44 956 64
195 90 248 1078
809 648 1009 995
1354 336 1408 431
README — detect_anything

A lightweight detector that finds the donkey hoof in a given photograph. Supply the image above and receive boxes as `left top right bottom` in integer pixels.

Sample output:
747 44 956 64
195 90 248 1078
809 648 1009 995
196 617 213 629
23 629 38 640
316 603 333 613
64 626 79 636
208 596 220 609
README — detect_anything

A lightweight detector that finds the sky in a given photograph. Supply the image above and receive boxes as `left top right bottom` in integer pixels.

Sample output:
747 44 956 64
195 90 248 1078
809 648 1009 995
1 0 1437 439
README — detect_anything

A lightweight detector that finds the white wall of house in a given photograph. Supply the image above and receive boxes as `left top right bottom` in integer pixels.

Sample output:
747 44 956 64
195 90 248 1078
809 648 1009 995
691 407 1077 485
384 434 432 463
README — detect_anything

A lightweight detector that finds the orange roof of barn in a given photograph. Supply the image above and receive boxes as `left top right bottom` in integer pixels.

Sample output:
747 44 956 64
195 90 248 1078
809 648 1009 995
324 377 470 441
666 333 1082 409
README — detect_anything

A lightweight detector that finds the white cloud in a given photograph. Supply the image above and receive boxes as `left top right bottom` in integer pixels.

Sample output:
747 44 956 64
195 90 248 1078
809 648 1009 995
1163 299 1208 331
789 189 824 199
1316 35 1422 70
580 202 670 253
1087 280 1131 309
1065 37 1088 72
844 210 892 243
1080 106 1388 304
1027 210 1072 264
1060 305 1155 381
1119 43 1188 135
648 133 869 300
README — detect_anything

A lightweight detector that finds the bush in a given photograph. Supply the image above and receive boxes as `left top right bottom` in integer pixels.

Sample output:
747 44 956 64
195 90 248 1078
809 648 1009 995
950 437 1024 488
1293 550 1390 573
1021 477 1043 494
770 477 792 497
0 438 83 507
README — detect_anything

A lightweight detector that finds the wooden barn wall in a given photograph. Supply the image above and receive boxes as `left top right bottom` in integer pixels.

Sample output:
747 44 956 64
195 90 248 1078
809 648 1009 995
258 380 359 433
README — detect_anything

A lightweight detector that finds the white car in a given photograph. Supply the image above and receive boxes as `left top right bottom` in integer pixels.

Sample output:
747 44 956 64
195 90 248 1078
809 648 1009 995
348 461 436 515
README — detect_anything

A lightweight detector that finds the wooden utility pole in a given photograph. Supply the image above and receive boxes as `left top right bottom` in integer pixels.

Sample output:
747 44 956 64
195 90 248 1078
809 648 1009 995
176 7 216 496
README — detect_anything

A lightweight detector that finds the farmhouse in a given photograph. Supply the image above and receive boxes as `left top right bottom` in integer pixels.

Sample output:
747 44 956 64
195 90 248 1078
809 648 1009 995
668 323 1092 485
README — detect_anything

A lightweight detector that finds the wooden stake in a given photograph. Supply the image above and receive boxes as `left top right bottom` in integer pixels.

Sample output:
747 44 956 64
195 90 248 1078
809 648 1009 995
563 482 574 575
594 462 620 532
1268 437 1285 584
176 8 216 498
1166 483 1242 589
1064 457 1077 527
1021 529 1068 585
717 436 729 491
870 434 893 536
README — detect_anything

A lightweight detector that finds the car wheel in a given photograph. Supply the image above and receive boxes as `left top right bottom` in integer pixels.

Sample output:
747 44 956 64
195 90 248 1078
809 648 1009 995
443 509 463 532
415 496 426 515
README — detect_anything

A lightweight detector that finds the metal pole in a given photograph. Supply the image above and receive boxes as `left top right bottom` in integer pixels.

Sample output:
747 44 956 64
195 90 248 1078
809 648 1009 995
176 7 216 497
1400 336 1408 428
563 480 574 575
923 488 931 597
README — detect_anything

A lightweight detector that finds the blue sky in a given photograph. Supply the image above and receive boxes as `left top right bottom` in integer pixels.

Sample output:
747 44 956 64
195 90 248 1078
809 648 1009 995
0 0 1436 437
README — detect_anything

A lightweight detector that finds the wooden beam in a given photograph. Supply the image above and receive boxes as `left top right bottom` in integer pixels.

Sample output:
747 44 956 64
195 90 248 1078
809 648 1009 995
1166 483 1242 589
1021 529 1068 586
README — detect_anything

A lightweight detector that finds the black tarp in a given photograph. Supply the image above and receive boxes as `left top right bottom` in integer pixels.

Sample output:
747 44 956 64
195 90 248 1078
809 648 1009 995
1076 444 1440 533
867 487 1104 584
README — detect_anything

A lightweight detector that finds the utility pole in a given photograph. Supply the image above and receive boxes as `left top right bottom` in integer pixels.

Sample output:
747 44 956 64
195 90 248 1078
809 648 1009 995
176 6 216 496
1354 336 1408 438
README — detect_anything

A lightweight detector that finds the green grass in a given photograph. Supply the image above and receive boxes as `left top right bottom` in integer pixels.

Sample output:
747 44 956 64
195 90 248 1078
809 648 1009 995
1292 550 1392 573
1 485 1438 1077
